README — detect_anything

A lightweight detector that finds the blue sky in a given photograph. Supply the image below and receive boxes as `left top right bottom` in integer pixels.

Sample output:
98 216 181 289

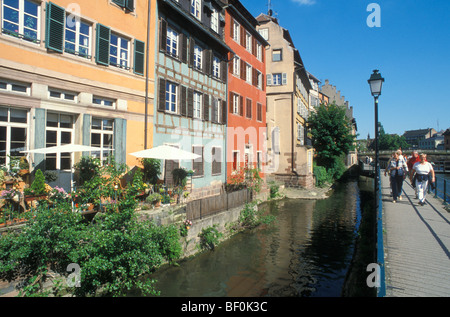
240 0 450 140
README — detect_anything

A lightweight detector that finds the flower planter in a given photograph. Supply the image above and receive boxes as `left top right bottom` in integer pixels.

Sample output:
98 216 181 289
24 194 47 203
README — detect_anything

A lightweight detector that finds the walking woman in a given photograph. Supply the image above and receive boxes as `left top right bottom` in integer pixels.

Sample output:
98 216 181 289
411 153 435 206
387 150 408 203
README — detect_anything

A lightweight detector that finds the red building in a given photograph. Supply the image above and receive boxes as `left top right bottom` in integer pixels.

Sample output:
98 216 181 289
225 0 268 180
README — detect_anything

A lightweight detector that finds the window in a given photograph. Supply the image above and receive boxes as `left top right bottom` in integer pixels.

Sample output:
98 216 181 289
46 113 73 170
256 42 262 61
258 28 268 40
212 147 222 175
213 56 221 78
0 107 28 167
232 19 240 42
232 151 239 171
2 0 40 43
192 145 204 177
194 44 203 70
257 151 262 171
212 98 221 123
110 33 130 69
272 49 282 62
256 70 263 89
272 73 282 85
111 0 134 12
211 8 219 33
246 64 252 84
246 98 252 119
165 81 178 113
91 118 114 163
0 78 30 94
257 103 262 122
232 93 240 115
193 91 202 119
245 32 252 52
190 0 201 20
93 96 115 108
65 15 91 58
166 26 178 57
232 56 240 77
49 88 77 102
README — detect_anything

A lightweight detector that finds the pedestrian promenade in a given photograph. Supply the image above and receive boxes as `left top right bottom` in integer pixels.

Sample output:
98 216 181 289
381 172 450 297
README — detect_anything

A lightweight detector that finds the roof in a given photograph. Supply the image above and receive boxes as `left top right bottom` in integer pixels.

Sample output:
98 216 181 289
403 128 435 137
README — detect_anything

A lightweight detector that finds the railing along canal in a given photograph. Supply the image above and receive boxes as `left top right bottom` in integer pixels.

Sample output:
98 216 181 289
430 174 450 205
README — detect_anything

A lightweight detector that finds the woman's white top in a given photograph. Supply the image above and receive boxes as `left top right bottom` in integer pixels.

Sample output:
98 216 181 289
413 162 433 175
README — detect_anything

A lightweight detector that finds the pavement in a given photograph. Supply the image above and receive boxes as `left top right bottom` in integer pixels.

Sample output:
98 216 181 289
381 173 450 297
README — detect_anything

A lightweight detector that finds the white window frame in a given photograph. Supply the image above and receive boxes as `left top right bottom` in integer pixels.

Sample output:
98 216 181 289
194 44 203 70
90 118 114 163
258 28 268 41
190 0 201 20
232 55 240 77
210 8 219 33
193 91 202 119
0 107 29 168
211 146 222 175
272 73 282 85
232 19 240 43
0 78 30 95
165 81 178 113
232 93 240 115
166 26 179 57
256 42 262 61
64 14 91 58
213 55 221 78
93 96 116 108
1 0 41 43
245 31 252 52
232 150 240 171
246 63 252 84
109 33 130 69
45 113 74 171
49 88 78 103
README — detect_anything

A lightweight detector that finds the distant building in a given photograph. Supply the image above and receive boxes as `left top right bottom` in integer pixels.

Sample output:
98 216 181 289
403 128 436 149
442 129 450 150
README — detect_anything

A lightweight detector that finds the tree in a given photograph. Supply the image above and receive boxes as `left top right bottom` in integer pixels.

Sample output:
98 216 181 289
369 123 410 151
308 103 356 169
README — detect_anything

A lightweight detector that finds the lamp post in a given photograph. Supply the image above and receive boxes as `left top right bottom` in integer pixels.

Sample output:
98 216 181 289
368 69 385 210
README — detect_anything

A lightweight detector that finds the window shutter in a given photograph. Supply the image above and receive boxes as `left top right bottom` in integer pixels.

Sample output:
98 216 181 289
229 92 234 113
211 98 217 123
125 0 134 11
187 88 194 118
203 49 212 75
45 2 65 53
189 37 195 67
112 0 125 6
240 25 245 46
181 33 188 63
221 60 227 82
266 74 272 86
203 94 210 121
239 96 244 116
221 100 227 124
159 19 167 52
282 73 287 85
96 24 111 66
240 59 245 80
133 40 145 75
158 78 166 112
180 86 187 117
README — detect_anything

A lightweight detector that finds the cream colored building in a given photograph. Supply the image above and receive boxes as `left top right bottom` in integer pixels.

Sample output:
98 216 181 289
256 13 314 188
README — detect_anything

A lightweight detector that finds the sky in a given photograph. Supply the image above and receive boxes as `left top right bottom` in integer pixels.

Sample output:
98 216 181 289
240 0 450 140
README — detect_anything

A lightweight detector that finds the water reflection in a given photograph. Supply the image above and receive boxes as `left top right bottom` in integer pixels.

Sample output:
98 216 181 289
146 181 360 297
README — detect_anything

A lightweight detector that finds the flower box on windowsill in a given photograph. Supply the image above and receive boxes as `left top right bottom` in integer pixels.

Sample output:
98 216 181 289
24 194 47 203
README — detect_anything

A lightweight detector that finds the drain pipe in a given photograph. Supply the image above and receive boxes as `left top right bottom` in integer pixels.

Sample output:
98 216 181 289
144 0 151 149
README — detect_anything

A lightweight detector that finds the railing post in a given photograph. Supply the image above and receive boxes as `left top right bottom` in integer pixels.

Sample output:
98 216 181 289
444 180 447 205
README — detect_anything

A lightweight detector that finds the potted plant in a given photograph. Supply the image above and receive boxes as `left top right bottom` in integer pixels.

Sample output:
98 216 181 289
146 192 162 207
24 169 48 202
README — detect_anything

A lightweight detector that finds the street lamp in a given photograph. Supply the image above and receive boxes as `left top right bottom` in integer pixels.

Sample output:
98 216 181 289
368 69 384 212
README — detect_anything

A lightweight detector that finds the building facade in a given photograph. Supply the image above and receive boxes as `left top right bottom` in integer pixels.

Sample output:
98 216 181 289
0 0 155 191
154 0 230 199
224 0 268 180
256 12 314 188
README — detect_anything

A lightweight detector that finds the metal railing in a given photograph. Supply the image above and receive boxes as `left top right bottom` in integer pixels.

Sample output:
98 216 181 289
431 175 449 205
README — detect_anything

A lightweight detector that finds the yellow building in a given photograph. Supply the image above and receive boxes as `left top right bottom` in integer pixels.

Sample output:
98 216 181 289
0 0 156 190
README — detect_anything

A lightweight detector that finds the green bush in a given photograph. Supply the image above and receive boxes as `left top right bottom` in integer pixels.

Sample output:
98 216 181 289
142 158 161 185
27 169 47 196
199 225 222 251
313 164 329 187
239 201 275 229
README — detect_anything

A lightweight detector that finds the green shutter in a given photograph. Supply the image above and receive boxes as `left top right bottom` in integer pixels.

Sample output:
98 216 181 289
125 0 134 11
134 39 145 75
96 24 111 66
45 2 65 53
112 0 125 7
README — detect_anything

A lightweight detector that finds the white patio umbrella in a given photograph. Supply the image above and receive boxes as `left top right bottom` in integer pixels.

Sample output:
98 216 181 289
130 145 200 160
21 144 113 192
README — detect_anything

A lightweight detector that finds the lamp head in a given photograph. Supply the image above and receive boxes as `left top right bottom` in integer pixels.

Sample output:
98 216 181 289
368 69 385 97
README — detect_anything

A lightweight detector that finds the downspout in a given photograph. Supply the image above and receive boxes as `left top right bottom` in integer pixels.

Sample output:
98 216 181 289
144 0 152 149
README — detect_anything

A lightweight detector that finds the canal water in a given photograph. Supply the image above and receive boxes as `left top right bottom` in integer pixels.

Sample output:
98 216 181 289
143 180 365 297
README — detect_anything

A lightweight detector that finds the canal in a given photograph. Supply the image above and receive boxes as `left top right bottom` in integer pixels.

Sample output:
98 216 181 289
138 178 376 297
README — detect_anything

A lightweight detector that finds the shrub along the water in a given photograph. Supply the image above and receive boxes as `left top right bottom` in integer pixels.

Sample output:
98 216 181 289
0 185 182 297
